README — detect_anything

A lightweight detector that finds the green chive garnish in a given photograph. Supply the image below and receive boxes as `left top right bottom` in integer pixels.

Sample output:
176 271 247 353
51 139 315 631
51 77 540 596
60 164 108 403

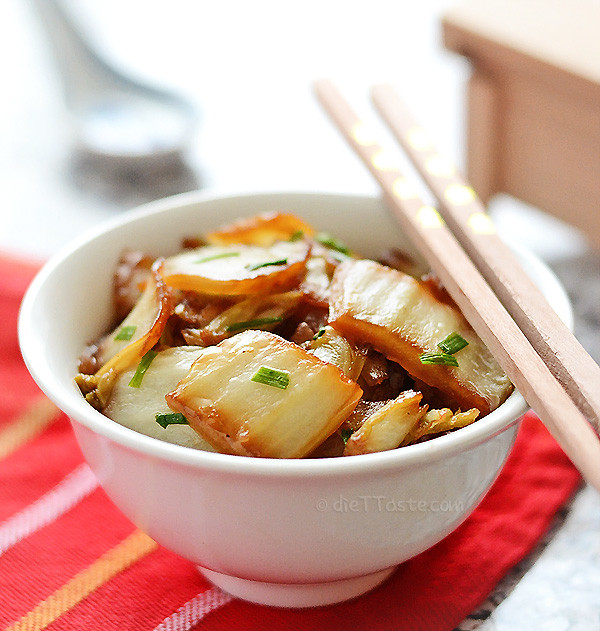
315 232 350 255
312 327 327 340
419 352 459 367
114 325 137 341
128 350 158 388
226 317 283 332
329 251 350 263
289 230 304 242
251 366 290 389
438 332 469 355
155 412 188 428
246 258 288 271
340 428 354 444
195 251 240 264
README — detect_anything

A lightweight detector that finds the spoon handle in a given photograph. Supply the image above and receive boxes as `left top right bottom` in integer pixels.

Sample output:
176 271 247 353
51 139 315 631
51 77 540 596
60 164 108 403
28 0 123 102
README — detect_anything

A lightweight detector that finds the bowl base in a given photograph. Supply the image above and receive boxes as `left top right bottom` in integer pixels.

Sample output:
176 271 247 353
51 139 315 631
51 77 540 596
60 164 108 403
197 565 396 608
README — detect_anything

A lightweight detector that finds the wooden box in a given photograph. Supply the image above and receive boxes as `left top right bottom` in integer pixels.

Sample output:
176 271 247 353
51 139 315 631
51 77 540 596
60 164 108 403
442 0 600 247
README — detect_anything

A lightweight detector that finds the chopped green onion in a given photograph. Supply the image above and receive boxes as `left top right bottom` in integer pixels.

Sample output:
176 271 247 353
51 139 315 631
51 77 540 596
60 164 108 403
195 251 240 264
226 317 283 332
421 332 468 368
289 230 304 242
114 325 137 341
312 327 327 340
315 232 350 255
246 258 288 271
438 332 469 355
128 350 158 388
251 366 290 390
155 412 188 429
340 428 354 444
419 352 459 367
329 251 350 263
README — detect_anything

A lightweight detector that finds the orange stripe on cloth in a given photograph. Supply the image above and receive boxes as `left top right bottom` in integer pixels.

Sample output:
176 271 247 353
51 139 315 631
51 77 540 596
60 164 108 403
5 530 158 631
0 398 60 461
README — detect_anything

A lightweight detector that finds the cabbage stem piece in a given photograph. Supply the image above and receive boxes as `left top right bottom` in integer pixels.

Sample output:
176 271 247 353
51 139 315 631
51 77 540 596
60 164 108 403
162 242 310 296
103 346 215 451
77 260 174 408
96 259 173 370
343 390 426 455
166 330 362 458
329 259 513 414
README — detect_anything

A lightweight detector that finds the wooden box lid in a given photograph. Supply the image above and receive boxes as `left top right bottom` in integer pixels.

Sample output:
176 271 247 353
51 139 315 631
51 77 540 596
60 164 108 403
442 0 600 98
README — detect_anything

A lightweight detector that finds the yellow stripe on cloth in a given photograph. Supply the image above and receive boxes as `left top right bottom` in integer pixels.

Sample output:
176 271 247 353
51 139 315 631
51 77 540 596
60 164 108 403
6 530 158 631
0 398 60 461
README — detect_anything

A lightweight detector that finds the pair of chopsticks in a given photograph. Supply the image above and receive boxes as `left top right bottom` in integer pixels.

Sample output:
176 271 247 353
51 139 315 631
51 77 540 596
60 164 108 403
314 80 600 492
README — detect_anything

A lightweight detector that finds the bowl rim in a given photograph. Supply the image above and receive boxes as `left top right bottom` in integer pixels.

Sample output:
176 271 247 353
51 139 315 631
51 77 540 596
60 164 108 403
18 189 572 478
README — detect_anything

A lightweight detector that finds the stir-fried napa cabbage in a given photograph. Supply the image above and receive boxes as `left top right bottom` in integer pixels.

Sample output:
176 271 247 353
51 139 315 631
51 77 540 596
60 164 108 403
76 211 513 458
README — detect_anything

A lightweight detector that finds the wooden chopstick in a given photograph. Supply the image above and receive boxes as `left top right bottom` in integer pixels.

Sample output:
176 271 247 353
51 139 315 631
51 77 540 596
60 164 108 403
371 82 600 434
314 79 600 491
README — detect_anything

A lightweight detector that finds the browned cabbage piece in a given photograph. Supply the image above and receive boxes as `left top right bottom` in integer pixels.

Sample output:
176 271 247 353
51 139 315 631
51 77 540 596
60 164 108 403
162 241 311 296
97 260 173 373
76 259 174 408
422 407 479 435
344 390 426 455
329 259 513 415
205 211 316 246
182 291 303 346
165 329 362 458
401 407 480 446
307 325 365 382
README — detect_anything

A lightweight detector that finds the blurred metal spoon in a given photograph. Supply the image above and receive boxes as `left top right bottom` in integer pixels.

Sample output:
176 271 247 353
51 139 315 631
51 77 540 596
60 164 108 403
30 0 196 166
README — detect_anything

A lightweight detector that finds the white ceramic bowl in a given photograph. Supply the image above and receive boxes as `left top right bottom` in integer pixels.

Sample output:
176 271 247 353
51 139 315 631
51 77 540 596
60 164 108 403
19 192 572 608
